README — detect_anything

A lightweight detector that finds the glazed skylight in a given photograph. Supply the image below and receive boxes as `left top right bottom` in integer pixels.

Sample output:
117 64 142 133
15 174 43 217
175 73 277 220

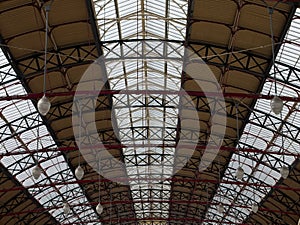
93 0 188 220
202 8 300 225
0 49 99 224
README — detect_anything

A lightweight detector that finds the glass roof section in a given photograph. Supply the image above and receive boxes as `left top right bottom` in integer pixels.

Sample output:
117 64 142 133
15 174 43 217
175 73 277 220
0 49 99 224
202 8 300 224
93 0 188 221
1 1 298 224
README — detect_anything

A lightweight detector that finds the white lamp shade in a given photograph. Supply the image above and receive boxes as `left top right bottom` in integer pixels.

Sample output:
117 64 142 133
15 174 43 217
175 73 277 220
252 203 259 213
235 166 244 180
217 203 224 214
63 202 70 215
75 165 84 180
37 95 51 116
32 166 42 180
270 96 283 115
96 202 103 215
280 166 289 179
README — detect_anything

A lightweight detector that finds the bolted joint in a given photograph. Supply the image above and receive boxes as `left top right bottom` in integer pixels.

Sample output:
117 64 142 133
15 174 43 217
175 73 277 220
268 7 274 15
44 4 51 12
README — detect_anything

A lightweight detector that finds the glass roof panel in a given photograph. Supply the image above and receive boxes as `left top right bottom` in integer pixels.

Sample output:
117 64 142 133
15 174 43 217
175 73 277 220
277 15 300 69
93 0 188 220
203 8 300 224
3 1 298 224
0 49 99 224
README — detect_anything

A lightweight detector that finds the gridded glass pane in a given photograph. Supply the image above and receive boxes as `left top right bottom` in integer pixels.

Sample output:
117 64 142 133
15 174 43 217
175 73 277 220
202 8 300 224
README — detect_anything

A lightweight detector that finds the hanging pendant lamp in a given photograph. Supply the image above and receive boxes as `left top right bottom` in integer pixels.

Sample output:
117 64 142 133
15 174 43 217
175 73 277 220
63 202 70 215
38 5 51 116
235 166 244 180
96 202 103 215
217 203 224 214
32 165 42 180
75 165 84 180
38 95 51 116
268 6 283 115
280 166 289 179
234 103 244 180
75 105 84 180
270 96 283 115
251 203 259 213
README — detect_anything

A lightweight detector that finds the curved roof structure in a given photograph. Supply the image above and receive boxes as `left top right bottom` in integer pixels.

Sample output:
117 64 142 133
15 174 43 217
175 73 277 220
0 0 299 224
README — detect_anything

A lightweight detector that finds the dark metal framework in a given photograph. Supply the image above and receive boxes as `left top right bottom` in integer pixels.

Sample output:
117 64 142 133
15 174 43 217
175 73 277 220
0 0 299 224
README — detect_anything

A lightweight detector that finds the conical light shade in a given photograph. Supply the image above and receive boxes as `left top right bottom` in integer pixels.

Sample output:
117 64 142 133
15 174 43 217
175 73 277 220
235 166 244 180
96 202 103 215
63 202 70 215
280 166 289 179
252 203 258 213
270 96 283 115
217 203 224 214
75 165 84 180
37 95 51 116
32 165 42 180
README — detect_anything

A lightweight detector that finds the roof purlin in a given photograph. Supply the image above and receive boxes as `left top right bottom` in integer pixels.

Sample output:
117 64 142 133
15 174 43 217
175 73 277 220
178 1 298 224
0 163 58 224
85 0 138 221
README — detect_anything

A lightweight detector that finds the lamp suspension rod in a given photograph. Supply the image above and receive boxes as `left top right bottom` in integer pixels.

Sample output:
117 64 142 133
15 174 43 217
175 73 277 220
235 102 240 165
43 5 50 94
263 0 281 94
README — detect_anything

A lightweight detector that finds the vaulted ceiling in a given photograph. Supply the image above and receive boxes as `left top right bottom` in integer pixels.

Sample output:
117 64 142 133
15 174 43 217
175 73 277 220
0 0 299 224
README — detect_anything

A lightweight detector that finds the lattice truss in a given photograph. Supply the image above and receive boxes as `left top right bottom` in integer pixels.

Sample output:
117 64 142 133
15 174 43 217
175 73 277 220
0 0 299 225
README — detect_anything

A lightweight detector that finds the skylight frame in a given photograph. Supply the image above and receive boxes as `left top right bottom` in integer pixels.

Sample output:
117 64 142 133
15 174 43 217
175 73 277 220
93 0 188 221
0 48 99 224
202 8 300 225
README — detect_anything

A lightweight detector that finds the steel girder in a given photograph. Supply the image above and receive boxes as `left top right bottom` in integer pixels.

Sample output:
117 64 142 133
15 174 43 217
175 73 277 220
175 1 298 224
0 0 298 223
1 50 298 223
7 4 138 217
15 44 97 79
0 163 58 225
244 159 300 225
83 36 299 224
0 0 137 221
1 39 103 224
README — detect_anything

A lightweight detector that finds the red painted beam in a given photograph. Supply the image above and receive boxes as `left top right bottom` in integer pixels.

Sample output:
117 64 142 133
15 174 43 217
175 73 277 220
0 90 300 101
0 199 297 217
1 144 299 157
0 177 299 193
